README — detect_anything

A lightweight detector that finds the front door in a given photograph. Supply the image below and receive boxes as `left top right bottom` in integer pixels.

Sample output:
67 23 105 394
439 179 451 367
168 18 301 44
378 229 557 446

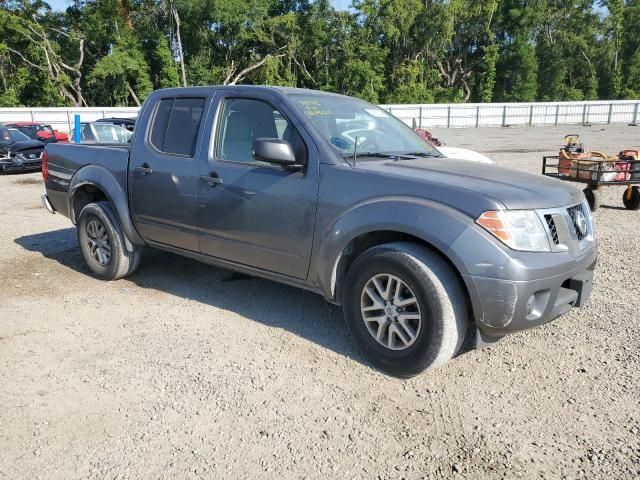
130 96 206 251
197 95 318 279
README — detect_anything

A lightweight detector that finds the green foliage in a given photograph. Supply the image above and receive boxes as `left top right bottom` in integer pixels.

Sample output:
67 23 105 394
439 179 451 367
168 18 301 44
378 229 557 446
479 44 499 103
87 32 153 106
1 0 639 106
496 39 537 102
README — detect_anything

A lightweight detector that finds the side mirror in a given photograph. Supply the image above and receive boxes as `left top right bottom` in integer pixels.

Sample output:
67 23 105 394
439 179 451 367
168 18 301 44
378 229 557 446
252 138 302 170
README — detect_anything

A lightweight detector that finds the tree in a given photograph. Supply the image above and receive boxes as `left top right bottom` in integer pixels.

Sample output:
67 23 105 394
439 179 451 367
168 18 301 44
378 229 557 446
0 0 635 106
87 32 152 106
1 7 86 105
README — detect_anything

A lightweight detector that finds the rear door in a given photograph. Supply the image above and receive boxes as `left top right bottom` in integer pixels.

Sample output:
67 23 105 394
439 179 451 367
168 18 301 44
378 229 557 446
196 93 319 279
129 96 207 251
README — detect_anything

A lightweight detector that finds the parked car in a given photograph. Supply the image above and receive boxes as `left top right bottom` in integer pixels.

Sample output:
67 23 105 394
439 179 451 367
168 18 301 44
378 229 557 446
96 117 136 131
0 126 45 173
5 122 69 144
436 146 495 164
41 86 597 376
415 128 495 164
70 122 133 144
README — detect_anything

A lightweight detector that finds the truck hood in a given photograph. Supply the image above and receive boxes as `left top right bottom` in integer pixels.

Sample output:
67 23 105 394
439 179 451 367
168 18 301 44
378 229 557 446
355 157 583 210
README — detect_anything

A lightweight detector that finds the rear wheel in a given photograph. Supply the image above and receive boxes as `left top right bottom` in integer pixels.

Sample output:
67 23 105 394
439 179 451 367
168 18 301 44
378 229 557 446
342 242 467 377
583 187 601 212
77 201 140 280
622 186 640 210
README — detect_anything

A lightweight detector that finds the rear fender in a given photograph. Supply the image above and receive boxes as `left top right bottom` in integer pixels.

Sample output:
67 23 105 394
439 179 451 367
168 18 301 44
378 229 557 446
69 164 144 249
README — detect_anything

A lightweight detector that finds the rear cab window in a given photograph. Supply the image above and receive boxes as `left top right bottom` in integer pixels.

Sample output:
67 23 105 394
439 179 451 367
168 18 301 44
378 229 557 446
149 97 205 157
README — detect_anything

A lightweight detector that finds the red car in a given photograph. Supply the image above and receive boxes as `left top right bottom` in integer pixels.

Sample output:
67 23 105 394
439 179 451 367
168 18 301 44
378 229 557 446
5 122 69 144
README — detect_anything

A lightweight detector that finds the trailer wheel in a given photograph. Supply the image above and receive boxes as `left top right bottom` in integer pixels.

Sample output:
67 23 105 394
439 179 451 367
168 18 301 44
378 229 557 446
584 187 601 212
622 186 640 210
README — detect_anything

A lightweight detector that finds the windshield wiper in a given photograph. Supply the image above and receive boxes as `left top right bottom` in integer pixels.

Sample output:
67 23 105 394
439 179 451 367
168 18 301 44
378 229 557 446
342 152 414 160
400 151 441 158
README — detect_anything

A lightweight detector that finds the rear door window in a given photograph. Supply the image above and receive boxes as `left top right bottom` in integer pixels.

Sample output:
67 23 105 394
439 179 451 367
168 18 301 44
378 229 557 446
149 97 204 157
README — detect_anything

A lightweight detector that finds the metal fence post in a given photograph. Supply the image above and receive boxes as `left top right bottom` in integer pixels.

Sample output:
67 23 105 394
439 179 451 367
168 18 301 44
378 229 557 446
74 114 81 143
67 110 73 133
419 106 423 128
607 103 613 124
30 110 35 122
447 106 451 128
502 105 507 127
529 104 534 126
476 105 480 128
555 104 560 126
582 104 587 125
633 102 639 125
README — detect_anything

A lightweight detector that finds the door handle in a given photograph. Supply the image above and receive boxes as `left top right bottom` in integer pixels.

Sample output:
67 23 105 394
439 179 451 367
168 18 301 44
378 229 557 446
135 164 153 175
200 174 223 186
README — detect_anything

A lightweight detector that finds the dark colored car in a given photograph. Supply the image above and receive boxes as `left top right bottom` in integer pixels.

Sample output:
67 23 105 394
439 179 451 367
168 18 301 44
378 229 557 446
96 117 136 132
41 86 597 376
0 126 45 173
6 122 69 144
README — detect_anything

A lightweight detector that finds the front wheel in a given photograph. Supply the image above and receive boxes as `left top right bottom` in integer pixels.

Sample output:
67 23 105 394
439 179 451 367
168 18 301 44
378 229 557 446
342 242 467 377
77 201 141 280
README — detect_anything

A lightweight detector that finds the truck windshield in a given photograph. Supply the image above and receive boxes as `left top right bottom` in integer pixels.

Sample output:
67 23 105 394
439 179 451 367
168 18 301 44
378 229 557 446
289 94 441 160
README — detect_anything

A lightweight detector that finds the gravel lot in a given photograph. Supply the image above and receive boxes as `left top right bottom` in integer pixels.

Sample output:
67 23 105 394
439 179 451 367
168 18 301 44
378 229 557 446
1 125 639 479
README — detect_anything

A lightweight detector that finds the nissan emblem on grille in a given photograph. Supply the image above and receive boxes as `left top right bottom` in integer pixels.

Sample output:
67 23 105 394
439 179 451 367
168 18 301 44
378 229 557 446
574 210 588 237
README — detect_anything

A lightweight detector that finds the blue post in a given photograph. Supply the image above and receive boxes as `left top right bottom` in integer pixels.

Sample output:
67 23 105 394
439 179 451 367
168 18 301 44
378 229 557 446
74 114 81 144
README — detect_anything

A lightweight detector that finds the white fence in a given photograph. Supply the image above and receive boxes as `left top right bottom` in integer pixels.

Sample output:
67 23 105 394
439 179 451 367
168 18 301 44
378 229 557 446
1 100 639 132
381 100 640 128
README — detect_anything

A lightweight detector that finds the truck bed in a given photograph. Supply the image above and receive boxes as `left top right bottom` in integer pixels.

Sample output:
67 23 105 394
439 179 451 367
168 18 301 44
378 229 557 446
45 143 131 220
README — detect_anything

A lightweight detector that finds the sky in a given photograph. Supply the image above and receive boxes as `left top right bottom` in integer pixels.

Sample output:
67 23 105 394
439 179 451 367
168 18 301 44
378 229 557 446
46 0 69 9
45 0 605 15
46 0 349 10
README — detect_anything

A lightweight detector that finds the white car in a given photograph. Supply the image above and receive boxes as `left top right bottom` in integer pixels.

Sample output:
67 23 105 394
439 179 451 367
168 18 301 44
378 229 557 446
70 122 133 144
436 146 495 165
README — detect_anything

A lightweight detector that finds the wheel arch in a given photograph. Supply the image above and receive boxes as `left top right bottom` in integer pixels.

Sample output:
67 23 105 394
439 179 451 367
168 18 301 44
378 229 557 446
313 198 475 308
69 165 145 249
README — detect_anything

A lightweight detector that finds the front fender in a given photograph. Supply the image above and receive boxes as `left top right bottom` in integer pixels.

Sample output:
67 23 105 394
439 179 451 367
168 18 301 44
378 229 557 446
69 164 145 247
312 196 475 301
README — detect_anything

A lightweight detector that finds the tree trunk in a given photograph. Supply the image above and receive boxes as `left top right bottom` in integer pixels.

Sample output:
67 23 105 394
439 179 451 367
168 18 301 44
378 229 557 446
127 83 141 106
170 1 187 87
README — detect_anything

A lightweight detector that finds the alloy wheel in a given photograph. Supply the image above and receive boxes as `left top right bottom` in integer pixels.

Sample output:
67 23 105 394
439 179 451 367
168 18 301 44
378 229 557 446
360 274 422 351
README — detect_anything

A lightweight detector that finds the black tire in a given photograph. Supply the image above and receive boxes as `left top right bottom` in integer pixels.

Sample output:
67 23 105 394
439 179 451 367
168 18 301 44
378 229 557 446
342 242 467 378
583 187 601 212
77 201 141 280
622 186 640 210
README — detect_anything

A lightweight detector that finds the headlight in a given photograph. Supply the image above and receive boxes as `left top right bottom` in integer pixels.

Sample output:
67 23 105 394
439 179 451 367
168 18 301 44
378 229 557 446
476 210 550 252
582 199 596 237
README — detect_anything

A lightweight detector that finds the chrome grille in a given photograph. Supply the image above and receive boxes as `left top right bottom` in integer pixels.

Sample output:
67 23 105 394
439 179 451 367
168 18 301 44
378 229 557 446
537 201 594 255
567 204 587 241
13 150 43 163
544 215 560 245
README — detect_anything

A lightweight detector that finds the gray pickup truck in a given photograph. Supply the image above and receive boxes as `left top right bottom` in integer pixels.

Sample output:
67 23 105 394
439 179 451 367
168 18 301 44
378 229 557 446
41 86 597 376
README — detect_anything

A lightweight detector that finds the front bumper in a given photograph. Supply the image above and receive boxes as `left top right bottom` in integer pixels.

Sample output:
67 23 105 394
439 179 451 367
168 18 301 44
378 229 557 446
464 244 597 338
0 158 42 173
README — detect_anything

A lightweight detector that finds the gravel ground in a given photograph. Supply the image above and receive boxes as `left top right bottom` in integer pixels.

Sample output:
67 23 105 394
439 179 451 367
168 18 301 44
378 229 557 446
1 125 639 480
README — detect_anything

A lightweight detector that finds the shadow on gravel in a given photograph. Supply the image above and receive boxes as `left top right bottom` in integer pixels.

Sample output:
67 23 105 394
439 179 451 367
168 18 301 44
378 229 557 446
15 228 364 366
599 205 629 211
